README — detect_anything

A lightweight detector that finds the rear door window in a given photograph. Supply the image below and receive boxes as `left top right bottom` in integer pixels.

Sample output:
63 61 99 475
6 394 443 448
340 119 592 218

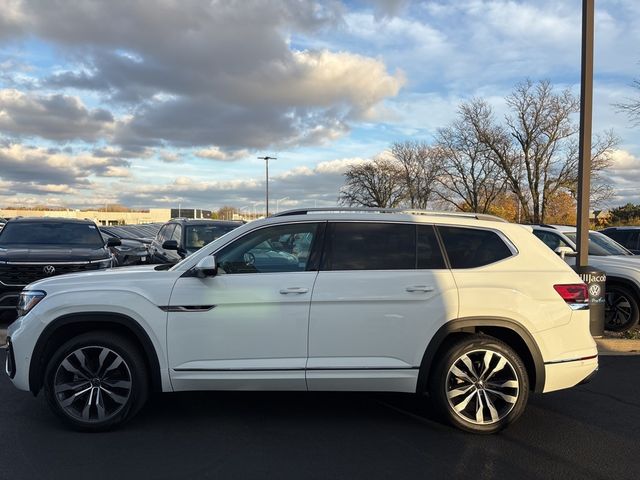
323 223 416 270
438 226 513 268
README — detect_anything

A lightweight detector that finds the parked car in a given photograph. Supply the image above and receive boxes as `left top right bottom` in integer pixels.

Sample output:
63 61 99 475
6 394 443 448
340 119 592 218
100 231 149 266
600 227 640 255
0 217 117 322
100 224 163 245
6 208 597 433
0 217 6 232
149 218 242 264
532 225 640 332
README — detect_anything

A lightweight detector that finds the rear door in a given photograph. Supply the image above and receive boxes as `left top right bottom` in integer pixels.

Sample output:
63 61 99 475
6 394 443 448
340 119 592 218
307 222 458 392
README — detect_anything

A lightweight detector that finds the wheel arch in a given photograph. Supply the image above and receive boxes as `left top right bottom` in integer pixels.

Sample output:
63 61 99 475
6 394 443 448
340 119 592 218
29 312 163 395
605 275 640 299
417 317 546 394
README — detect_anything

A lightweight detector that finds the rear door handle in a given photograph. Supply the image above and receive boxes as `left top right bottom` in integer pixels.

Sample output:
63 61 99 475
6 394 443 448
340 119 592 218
279 287 309 294
405 285 435 293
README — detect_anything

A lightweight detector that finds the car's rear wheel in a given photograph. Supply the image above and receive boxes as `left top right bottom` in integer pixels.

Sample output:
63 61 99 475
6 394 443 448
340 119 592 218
44 331 149 431
604 285 640 332
429 335 529 434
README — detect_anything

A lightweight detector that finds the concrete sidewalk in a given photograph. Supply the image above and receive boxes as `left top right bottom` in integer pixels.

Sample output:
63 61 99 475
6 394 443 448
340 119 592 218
596 337 640 355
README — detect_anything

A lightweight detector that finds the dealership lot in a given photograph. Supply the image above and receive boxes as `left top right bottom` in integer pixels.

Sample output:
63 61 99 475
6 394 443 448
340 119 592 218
0 352 638 480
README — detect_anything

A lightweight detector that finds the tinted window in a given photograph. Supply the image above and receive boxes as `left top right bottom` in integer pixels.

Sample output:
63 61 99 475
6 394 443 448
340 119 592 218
565 231 632 256
325 223 415 270
532 230 573 251
171 224 182 243
417 225 446 269
438 226 512 268
157 224 175 244
603 229 629 245
0 222 104 247
217 223 319 274
185 224 238 250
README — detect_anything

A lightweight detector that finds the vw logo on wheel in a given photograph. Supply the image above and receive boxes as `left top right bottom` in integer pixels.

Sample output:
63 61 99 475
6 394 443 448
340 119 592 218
589 284 601 298
43 265 56 276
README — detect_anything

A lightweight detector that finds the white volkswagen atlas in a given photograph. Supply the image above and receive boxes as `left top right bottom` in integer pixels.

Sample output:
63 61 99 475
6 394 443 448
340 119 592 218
5 209 598 434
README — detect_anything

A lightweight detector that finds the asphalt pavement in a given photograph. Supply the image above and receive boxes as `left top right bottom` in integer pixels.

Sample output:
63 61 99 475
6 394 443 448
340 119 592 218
0 353 639 480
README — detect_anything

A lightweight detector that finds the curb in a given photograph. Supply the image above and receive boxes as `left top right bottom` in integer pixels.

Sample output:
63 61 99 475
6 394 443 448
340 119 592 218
596 338 640 355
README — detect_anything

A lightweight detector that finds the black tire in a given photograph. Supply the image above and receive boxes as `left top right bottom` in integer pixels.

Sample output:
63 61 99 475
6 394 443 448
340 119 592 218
604 285 640 333
43 331 149 432
428 334 529 434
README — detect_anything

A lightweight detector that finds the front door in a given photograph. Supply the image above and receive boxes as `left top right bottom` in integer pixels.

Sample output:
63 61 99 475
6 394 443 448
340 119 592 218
167 221 324 391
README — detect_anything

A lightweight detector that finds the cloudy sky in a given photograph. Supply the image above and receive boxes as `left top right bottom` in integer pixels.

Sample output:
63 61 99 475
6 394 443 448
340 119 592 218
1 0 640 211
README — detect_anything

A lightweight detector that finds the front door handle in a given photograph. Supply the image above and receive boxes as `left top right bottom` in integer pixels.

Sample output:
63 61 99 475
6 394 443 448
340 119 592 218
279 287 309 295
405 285 435 293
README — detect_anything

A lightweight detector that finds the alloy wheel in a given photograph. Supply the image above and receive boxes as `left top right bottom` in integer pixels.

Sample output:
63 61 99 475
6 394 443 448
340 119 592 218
53 346 132 423
604 291 633 330
445 349 520 426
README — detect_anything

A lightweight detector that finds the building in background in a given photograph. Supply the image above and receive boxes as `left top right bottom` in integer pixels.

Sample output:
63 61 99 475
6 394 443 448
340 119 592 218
0 208 172 226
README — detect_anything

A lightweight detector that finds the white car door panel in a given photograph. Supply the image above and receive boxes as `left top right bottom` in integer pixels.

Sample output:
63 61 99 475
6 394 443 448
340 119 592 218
306 222 459 392
167 221 323 391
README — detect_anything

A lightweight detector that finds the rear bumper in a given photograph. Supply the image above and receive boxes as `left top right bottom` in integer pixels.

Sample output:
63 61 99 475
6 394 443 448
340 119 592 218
543 355 598 393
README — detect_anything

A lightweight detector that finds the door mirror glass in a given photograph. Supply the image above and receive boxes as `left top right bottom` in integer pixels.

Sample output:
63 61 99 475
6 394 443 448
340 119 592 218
194 255 217 277
163 240 179 250
555 246 577 259
106 237 121 248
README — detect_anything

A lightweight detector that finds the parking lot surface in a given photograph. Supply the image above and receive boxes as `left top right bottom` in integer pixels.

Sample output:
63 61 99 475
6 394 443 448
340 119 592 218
0 354 638 480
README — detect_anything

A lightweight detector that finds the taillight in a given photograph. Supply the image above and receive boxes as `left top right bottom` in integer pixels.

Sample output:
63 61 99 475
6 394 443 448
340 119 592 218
554 284 589 310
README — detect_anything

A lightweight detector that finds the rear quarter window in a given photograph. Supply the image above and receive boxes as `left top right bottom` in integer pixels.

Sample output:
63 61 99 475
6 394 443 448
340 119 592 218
438 226 513 268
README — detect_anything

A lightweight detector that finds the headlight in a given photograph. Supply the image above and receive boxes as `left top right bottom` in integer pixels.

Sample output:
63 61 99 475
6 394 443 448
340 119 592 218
17 290 46 317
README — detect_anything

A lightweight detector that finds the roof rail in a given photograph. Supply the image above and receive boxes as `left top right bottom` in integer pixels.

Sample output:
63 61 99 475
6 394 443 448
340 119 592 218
272 207 508 223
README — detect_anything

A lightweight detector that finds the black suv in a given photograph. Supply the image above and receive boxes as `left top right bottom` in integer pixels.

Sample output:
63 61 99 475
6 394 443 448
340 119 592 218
149 218 242 264
0 217 118 321
601 227 640 255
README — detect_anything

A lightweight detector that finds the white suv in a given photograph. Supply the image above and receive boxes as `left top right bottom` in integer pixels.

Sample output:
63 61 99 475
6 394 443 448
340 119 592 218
5 209 597 434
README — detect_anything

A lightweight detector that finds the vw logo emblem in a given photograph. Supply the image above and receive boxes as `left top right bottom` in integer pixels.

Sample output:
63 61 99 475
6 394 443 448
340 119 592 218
589 284 600 298
43 265 56 276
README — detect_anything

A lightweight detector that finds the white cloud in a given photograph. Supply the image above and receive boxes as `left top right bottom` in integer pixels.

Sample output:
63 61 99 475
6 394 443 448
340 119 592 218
195 147 251 162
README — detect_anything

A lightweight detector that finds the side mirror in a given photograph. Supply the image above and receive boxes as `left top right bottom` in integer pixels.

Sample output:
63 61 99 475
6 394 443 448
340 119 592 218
555 246 577 260
194 256 217 278
162 240 179 250
106 237 121 248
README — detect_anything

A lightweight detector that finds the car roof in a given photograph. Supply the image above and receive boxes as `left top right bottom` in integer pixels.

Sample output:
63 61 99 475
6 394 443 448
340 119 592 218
6 216 97 225
169 219 242 226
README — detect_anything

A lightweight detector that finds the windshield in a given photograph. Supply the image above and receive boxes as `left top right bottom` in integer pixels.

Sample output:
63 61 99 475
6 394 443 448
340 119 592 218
0 222 105 247
185 224 238 250
565 231 632 256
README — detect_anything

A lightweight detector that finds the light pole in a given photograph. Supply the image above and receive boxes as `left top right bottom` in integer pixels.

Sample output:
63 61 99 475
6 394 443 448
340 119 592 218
276 196 289 214
258 156 276 216
576 0 594 269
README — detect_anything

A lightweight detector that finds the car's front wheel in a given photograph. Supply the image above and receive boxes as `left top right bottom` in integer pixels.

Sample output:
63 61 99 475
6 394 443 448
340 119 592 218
43 331 149 431
429 335 529 434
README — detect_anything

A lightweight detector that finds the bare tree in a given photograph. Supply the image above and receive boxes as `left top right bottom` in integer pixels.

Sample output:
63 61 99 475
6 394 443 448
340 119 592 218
615 79 640 126
339 157 405 208
434 100 506 213
390 140 441 209
472 79 617 223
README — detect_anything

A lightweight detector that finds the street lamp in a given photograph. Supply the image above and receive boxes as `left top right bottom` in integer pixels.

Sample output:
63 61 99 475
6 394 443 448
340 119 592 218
258 156 276 216
276 196 289 214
